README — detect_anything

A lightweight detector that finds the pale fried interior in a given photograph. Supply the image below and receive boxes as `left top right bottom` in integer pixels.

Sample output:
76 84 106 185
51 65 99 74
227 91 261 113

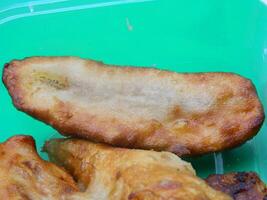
44 138 232 200
3 57 264 155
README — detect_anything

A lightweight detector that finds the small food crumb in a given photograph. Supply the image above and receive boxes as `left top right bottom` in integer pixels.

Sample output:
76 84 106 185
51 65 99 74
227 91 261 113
126 17 133 31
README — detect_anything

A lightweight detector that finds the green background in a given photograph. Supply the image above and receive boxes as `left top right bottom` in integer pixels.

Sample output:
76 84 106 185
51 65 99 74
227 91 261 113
0 0 266 180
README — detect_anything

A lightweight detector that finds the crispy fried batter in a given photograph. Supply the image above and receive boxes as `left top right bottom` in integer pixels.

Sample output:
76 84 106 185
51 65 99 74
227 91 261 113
0 135 78 199
3 135 266 200
44 138 232 200
206 172 267 200
3 57 264 156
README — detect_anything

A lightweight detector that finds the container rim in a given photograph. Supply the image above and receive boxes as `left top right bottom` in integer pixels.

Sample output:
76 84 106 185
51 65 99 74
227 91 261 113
0 0 154 25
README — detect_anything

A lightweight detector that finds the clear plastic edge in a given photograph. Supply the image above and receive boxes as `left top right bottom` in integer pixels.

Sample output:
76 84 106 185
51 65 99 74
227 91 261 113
0 0 154 25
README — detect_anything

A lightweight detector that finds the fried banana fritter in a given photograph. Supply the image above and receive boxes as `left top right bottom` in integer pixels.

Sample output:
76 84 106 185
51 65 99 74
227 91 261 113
0 135 78 199
44 138 232 200
2 135 266 200
206 172 267 200
3 57 264 156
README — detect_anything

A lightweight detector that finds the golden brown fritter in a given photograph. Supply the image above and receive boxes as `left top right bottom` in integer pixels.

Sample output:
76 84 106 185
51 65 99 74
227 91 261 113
0 135 78 199
3 56 264 156
44 138 232 200
206 172 267 200
2 135 266 200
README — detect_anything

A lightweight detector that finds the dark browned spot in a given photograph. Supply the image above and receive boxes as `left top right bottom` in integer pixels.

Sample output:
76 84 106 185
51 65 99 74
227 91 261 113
128 190 159 200
186 73 209 84
189 112 214 128
53 103 73 121
3 63 10 70
216 90 234 105
249 115 265 133
169 106 183 119
232 99 255 113
59 176 66 181
7 184 32 200
23 161 33 169
128 192 136 200
168 144 190 156
206 172 267 200
22 160 41 175
15 136 35 147
221 123 240 136
116 171 121 180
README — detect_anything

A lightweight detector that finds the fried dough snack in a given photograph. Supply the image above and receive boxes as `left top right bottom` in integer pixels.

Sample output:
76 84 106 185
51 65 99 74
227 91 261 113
44 138 232 200
0 135 78 199
206 172 267 200
3 57 264 156
2 135 266 200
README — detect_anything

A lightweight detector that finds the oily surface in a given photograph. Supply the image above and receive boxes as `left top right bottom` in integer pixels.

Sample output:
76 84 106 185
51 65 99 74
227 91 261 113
206 172 267 200
3 56 265 156
0 135 78 200
44 138 232 200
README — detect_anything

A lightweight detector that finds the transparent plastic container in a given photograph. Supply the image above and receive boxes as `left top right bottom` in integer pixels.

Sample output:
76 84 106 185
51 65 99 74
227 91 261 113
0 0 266 180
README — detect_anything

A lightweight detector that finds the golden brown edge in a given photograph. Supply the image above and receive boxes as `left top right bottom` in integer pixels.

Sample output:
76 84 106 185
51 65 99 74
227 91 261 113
2 134 70 174
2 56 265 156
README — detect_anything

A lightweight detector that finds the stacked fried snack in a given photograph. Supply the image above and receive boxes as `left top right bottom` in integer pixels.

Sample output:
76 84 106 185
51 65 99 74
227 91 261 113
0 135 266 200
2 57 266 199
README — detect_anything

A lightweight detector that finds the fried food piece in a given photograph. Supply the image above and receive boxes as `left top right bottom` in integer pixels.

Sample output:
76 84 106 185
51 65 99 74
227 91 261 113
0 135 78 199
3 57 264 156
44 138 232 200
206 172 267 200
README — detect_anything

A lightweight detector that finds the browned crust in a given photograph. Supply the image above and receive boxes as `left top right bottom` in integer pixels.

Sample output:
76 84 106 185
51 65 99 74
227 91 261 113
2 56 265 156
44 137 232 200
206 172 267 200
3 62 26 109
0 135 79 199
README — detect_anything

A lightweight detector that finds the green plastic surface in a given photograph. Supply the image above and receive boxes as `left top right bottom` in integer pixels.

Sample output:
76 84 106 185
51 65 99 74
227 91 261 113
0 0 266 180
